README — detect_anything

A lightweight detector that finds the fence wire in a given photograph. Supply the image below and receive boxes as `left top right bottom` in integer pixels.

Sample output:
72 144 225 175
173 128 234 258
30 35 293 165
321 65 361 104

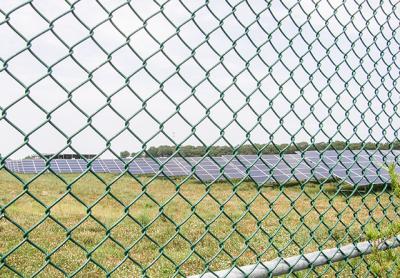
1 0 400 277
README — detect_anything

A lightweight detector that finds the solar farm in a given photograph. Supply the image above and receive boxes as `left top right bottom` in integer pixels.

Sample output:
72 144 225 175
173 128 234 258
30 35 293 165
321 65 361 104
0 152 398 277
4 150 399 187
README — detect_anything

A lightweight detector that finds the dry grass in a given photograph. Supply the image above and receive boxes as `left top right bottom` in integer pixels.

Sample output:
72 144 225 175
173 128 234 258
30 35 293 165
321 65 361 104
0 169 398 277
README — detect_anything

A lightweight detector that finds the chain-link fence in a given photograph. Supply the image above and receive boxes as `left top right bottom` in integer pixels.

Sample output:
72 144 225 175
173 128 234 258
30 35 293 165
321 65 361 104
1 0 400 277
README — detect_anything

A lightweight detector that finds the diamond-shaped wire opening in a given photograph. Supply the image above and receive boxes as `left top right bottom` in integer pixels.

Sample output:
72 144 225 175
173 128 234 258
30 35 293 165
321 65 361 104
128 236 160 269
0 24 26 59
72 38 108 72
110 215 142 248
146 51 177 82
28 217 66 253
128 68 159 99
190 233 221 268
69 172 106 206
7 51 48 86
91 63 126 94
108 86 143 118
145 212 176 242
31 0 70 21
162 233 192 264
49 240 87 275
110 45 143 77
146 92 177 121
30 264 66 277
128 29 160 59
109 4 142 36
0 169 25 205
90 194 125 228
70 127 108 156
30 31 69 66
90 238 126 272
49 193 87 229
145 256 178 277
3 242 46 277
27 173 66 206
0 216 24 255
72 261 106 277
29 77 68 111
7 4 48 39
73 0 108 29
92 20 126 53
4 97 48 136
128 114 159 143
108 259 141 277
51 57 89 91
179 58 207 87
70 84 107 116
51 12 89 46
4 192 46 231
91 107 126 139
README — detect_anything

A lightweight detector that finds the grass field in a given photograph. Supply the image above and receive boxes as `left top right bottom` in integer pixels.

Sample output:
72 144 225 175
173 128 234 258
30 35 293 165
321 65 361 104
0 169 398 277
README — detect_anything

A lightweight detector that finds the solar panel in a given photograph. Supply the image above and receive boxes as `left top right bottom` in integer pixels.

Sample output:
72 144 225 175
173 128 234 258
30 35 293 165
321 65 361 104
214 157 246 179
157 157 189 176
302 150 400 186
90 159 108 173
68 160 84 172
4 159 110 174
101 158 158 175
167 157 244 182
176 157 221 181
13 160 27 173
6 160 18 173
4 160 12 171
4 159 44 174
100 158 188 176
225 154 312 184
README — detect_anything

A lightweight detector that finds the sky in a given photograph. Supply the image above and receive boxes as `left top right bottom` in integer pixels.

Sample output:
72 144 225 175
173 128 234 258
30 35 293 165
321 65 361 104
0 0 399 158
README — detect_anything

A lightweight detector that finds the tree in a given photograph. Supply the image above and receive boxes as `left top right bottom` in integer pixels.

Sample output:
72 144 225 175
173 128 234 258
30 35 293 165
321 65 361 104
120 151 130 158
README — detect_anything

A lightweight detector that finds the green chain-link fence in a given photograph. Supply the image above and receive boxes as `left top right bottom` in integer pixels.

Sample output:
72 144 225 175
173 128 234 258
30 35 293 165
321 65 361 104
1 0 400 277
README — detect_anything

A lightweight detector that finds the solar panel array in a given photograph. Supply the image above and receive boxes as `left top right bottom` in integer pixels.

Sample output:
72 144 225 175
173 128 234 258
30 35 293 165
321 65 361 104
225 154 312 183
3 155 310 183
3 150 398 185
302 150 400 186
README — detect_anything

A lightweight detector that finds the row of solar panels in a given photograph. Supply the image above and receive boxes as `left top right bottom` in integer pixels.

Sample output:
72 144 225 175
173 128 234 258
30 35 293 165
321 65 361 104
3 155 307 184
3 150 400 186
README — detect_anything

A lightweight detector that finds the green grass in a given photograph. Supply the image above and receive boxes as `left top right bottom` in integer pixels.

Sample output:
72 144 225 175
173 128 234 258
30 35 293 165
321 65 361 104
0 170 398 277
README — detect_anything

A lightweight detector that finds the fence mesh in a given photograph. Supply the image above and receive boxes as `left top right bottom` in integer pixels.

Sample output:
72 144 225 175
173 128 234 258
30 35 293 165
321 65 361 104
1 0 400 277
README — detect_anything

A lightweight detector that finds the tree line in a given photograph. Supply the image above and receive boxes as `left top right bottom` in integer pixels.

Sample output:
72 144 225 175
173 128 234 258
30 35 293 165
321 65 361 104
119 140 400 158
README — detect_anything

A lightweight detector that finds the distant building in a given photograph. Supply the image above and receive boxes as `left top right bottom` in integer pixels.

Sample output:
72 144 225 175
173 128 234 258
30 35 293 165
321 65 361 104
41 154 96 159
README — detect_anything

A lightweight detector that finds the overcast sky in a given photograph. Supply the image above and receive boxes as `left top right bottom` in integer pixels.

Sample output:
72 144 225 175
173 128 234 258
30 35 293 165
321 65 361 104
0 0 399 158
